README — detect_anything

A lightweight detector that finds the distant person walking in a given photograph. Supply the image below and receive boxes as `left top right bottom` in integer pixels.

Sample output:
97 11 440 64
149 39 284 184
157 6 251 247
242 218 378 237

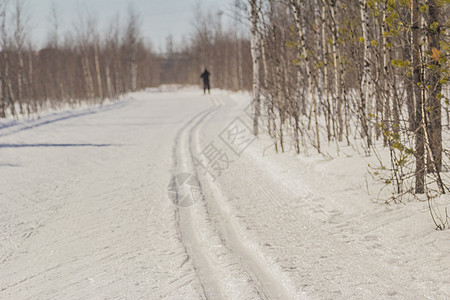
200 69 210 94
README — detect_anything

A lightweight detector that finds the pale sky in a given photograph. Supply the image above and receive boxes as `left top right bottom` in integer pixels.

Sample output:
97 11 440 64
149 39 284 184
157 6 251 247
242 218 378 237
20 0 234 51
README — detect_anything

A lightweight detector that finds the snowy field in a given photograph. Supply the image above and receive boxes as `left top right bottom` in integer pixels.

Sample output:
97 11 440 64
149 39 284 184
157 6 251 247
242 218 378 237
0 87 449 299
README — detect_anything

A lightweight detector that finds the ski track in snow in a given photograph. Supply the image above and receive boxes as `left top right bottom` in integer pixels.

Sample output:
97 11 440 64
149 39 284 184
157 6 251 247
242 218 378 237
0 87 449 299
171 93 295 299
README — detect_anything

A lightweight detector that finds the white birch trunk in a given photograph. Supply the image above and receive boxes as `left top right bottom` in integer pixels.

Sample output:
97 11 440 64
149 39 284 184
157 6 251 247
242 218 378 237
360 0 372 150
249 0 260 136
319 0 332 141
381 1 390 141
329 1 343 142
411 0 424 193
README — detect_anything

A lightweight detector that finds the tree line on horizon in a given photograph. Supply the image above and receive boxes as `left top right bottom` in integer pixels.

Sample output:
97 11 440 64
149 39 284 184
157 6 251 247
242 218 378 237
0 0 252 119
0 1 162 117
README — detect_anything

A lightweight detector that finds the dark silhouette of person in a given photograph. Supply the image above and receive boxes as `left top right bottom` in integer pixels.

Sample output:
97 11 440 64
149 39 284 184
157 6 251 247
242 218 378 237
200 69 211 94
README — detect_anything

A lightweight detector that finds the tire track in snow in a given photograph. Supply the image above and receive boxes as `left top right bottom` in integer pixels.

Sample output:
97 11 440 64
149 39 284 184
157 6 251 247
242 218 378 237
184 95 270 299
173 96 252 299
171 98 223 299
171 93 295 299
189 94 297 299
171 95 272 299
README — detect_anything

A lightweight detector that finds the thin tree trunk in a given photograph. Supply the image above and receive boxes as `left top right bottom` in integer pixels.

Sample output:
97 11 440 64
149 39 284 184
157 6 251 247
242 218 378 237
412 0 425 193
402 11 415 132
427 0 442 172
381 1 391 146
260 35 269 91
82 54 94 99
17 51 24 114
359 0 372 151
106 63 113 99
3 52 16 117
320 1 332 142
250 0 261 136
94 42 103 100
131 52 137 91
329 1 343 142
237 38 244 90
27 48 35 113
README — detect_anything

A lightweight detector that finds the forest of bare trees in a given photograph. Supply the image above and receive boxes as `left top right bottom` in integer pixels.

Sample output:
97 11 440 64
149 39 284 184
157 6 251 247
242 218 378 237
162 0 449 229
0 1 252 119
0 1 163 118
245 0 449 229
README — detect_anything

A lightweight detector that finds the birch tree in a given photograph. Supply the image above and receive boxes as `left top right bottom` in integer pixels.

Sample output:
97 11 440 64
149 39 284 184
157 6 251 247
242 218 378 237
411 0 425 194
249 0 261 135
329 0 344 142
359 0 372 151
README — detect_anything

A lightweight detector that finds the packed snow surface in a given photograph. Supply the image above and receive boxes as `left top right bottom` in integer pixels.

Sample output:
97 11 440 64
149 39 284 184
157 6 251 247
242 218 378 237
0 87 449 299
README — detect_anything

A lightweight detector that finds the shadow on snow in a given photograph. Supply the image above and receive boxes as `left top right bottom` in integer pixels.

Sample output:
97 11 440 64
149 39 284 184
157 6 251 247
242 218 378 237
0 98 132 138
0 143 119 148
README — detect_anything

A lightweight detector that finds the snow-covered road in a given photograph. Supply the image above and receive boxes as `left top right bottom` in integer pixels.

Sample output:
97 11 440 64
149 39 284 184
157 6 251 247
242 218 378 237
1 88 449 299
